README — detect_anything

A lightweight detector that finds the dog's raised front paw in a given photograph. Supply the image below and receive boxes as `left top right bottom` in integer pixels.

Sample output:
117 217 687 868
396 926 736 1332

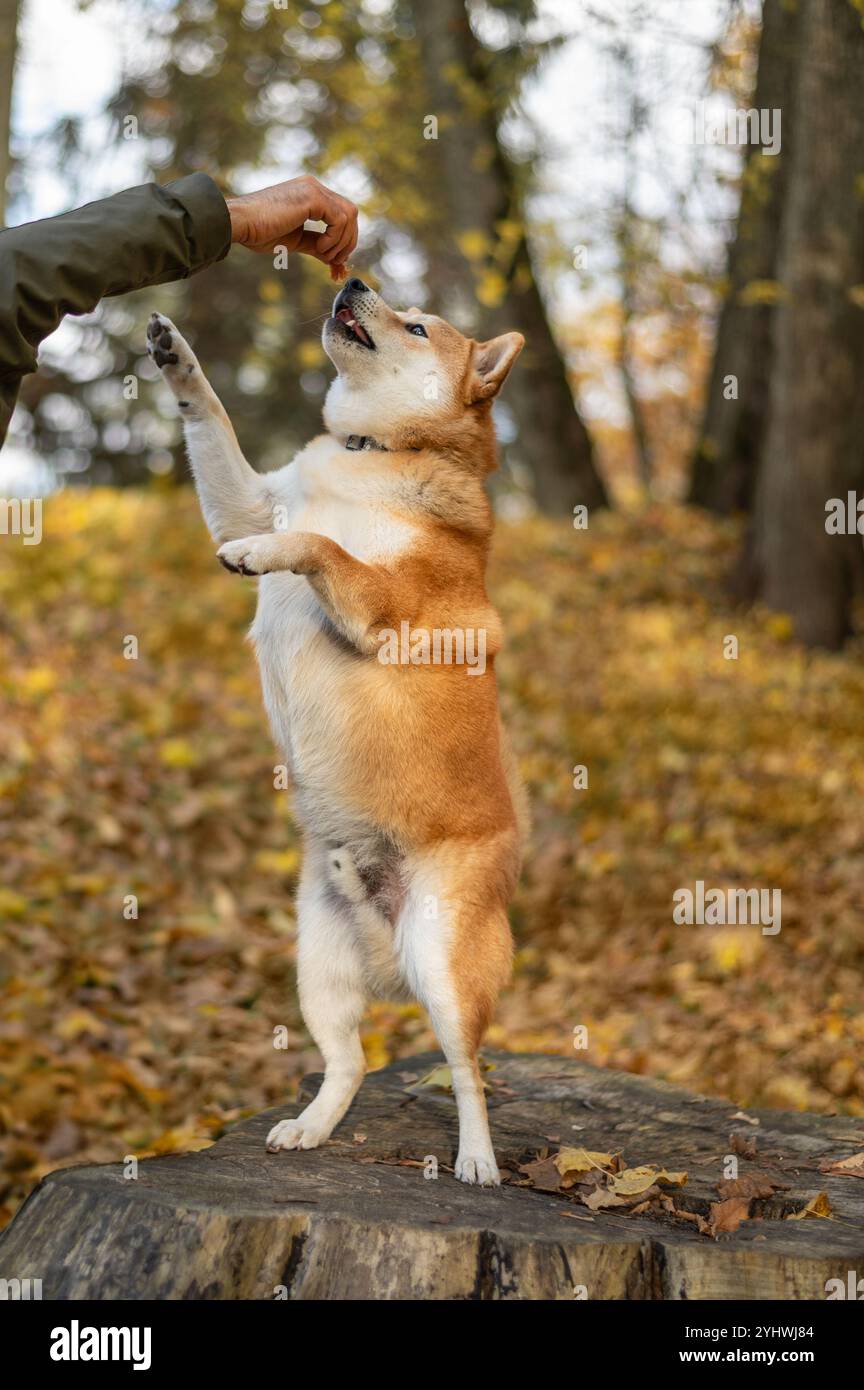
455 1152 500 1186
217 535 277 576
146 311 181 369
146 312 203 410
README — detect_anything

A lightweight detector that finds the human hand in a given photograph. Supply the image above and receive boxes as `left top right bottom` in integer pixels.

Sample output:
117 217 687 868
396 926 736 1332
226 175 358 277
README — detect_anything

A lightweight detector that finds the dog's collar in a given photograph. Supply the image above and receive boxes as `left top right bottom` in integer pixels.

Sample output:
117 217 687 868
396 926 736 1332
343 434 389 452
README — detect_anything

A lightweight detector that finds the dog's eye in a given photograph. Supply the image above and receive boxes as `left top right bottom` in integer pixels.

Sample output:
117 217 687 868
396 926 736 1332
406 323 427 337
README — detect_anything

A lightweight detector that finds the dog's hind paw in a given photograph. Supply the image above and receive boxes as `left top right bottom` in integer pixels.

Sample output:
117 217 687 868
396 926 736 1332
455 1153 500 1186
266 1116 329 1152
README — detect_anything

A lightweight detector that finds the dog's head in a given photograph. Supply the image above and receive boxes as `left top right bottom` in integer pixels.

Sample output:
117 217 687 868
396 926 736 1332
322 278 523 453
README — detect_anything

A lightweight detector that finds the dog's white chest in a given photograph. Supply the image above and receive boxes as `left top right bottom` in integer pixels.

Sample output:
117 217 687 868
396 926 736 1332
268 436 415 558
248 438 414 779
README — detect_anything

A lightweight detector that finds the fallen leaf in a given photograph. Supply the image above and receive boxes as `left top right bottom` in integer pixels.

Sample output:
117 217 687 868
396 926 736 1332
730 1131 758 1159
518 1156 565 1193
787 1192 833 1221
583 1186 641 1211
411 1064 453 1093
609 1165 688 1197
819 1152 864 1179
553 1147 616 1185
709 1196 752 1234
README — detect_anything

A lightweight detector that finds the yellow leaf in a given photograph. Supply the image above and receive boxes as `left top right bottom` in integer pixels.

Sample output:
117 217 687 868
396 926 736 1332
19 667 57 698
456 229 490 261
259 279 282 303
412 1064 454 1092
610 1166 688 1196
710 928 765 976
158 738 199 769
148 1127 214 1156
296 340 325 369
553 1147 616 1180
764 612 793 641
737 279 788 306
254 848 299 875
55 1009 108 1041
65 873 110 895
362 1031 391 1071
0 889 27 918
476 269 507 309
787 1192 833 1221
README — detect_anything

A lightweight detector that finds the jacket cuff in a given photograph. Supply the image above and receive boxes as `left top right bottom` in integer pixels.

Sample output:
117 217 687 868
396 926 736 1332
162 172 232 273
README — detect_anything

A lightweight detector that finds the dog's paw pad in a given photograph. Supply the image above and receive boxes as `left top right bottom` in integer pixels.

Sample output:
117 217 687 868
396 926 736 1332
146 312 195 377
455 1154 500 1186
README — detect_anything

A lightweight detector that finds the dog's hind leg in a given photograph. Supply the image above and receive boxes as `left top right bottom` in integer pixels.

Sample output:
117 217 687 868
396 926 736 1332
266 853 367 1152
396 844 514 1186
146 312 273 543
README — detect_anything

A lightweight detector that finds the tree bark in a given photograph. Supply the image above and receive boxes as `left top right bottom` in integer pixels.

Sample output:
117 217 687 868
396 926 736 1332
411 0 608 514
690 0 801 513
747 0 864 647
0 0 20 226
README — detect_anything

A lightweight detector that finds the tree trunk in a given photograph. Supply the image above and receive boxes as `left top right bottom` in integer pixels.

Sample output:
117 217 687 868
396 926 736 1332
411 0 608 514
616 37 654 493
690 0 801 513
747 0 864 647
0 0 20 226
3 1051 864 1299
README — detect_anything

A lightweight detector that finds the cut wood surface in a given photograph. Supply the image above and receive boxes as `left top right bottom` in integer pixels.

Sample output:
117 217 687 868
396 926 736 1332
2 1052 863 1300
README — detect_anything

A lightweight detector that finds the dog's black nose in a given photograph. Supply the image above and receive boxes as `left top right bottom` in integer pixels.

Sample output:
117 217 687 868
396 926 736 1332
346 277 368 294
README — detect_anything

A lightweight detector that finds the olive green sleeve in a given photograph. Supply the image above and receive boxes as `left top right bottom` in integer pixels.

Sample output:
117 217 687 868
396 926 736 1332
0 172 232 444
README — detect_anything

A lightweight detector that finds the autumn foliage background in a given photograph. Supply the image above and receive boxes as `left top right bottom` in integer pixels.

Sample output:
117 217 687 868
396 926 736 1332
3 0 864 1228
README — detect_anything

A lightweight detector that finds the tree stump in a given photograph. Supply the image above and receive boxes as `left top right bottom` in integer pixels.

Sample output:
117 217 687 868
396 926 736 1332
2 1052 863 1300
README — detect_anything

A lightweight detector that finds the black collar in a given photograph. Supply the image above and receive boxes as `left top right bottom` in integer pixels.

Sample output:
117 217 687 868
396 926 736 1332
344 434 388 452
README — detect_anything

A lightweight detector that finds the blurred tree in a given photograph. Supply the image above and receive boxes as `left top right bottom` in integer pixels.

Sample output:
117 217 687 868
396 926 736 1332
0 0 20 224
610 18 654 493
410 0 606 512
692 0 864 647
690 0 800 514
747 0 864 647
17 0 606 512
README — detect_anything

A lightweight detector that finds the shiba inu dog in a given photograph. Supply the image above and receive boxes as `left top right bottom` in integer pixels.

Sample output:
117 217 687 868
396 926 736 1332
147 278 526 1185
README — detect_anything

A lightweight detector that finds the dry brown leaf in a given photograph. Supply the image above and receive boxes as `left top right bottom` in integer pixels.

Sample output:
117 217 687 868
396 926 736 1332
708 1196 752 1234
583 1185 644 1212
518 1156 564 1193
819 1151 864 1179
730 1131 758 1159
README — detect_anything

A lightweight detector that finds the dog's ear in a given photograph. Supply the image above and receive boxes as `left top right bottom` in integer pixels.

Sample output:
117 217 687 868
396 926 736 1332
467 332 524 402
